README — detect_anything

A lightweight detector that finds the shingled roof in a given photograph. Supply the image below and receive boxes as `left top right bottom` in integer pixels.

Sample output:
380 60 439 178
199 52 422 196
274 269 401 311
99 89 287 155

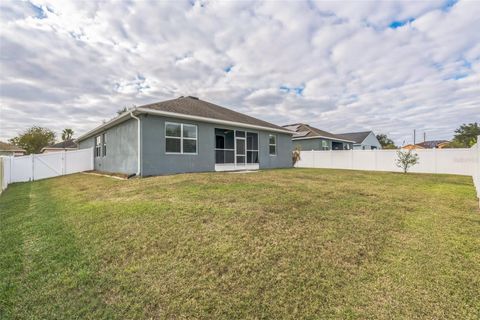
45 139 78 149
283 123 355 143
336 131 372 144
139 96 287 131
78 96 292 141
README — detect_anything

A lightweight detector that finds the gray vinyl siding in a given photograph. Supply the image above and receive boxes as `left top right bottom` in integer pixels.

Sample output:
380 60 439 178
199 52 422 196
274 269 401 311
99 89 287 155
141 115 292 176
78 118 138 174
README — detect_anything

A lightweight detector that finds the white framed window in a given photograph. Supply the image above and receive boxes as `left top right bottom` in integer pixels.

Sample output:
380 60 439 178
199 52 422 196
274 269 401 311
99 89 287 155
269 134 276 156
95 135 102 157
102 133 107 156
165 122 197 154
321 140 329 150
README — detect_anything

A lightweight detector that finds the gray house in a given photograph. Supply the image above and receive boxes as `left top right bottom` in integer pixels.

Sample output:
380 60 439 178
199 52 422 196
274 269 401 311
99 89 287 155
77 96 293 176
283 123 354 151
336 131 382 150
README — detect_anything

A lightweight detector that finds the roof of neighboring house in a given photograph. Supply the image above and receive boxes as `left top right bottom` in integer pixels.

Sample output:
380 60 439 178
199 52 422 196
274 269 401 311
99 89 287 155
282 123 355 143
414 140 449 149
0 141 26 152
44 139 78 149
336 131 373 144
78 96 292 141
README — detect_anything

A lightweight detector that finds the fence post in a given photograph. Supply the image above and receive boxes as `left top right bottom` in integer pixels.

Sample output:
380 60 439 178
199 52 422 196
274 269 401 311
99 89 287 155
31 154 35 181
351 149 354 169
62 150 66 175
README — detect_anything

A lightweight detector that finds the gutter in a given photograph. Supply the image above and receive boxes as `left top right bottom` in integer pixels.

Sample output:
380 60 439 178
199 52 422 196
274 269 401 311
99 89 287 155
129 111 141 177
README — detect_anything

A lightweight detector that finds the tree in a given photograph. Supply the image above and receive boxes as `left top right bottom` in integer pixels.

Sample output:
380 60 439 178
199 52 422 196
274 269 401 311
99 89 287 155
376 133 397 149
9 126 56 154
395 150 419 173
61 128 74 141
452 122 479 147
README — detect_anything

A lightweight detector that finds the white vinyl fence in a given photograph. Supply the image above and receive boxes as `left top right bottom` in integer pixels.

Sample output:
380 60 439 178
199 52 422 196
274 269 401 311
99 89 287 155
296 141 480 200
1 148 93 193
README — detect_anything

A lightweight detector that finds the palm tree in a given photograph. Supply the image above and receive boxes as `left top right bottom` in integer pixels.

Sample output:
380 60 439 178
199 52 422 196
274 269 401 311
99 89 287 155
61 128 74 141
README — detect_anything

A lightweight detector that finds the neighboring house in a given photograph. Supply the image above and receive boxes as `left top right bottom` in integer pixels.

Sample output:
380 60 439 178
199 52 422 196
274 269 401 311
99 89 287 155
41 139 78 153
0 141 26 156
402 140 449 150
336 131 382 150
283 123 354 150
77 96 293 176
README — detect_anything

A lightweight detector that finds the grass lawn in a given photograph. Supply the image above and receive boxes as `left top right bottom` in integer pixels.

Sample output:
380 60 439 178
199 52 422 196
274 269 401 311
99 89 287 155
1 169 479 319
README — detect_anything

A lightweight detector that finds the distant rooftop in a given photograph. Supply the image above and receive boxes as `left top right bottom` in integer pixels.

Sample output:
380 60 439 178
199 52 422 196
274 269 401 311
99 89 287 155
282 123 355 143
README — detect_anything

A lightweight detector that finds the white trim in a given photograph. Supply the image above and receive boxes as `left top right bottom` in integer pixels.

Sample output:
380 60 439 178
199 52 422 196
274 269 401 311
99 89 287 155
165 122 198 155
292 135 355 143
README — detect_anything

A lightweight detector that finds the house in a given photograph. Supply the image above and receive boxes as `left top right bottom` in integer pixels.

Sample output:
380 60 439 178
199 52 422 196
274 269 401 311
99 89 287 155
0 141 26 156
41 139 78 153
77 96 293 176
402 140 449 150
283 123 354 150
336 131 382 150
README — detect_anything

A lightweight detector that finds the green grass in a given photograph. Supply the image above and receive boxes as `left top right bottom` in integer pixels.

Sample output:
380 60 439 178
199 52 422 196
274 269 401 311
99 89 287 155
1 169 479 319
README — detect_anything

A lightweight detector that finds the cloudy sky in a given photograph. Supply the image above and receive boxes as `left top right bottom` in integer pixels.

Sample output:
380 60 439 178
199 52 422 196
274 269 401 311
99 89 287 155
0 0 479 145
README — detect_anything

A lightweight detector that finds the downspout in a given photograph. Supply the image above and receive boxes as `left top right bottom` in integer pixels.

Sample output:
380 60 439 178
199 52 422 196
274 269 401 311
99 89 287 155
130 111 141 177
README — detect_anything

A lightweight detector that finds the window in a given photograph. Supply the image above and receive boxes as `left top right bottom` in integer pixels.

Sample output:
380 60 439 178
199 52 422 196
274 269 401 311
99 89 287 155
165 122 197 154
95 135 102 157
321 140 329 150
102 133 107 156
269 134 276 156
247 132 259 164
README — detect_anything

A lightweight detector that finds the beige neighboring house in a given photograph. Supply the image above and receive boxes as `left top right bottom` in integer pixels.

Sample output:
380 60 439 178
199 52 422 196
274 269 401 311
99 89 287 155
41 139 78 153
0 141 26 156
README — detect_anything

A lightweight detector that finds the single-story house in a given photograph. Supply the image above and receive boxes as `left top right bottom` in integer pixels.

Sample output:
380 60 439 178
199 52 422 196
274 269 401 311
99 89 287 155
77 96 293 176
402 140 449 150
41 139 78 153
0 141 26 156
336 131 382 150
283 123 354 150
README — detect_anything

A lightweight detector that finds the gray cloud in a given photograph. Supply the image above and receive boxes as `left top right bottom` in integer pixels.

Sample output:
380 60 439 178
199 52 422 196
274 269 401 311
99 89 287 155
0 0 479 145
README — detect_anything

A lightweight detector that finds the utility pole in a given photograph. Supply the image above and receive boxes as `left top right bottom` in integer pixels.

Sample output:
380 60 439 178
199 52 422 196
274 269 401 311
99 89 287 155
413 129 416 145
424 132 426 142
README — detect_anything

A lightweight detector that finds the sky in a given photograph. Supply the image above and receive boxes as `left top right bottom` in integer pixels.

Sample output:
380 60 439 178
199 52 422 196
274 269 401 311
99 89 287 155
0 0 479 145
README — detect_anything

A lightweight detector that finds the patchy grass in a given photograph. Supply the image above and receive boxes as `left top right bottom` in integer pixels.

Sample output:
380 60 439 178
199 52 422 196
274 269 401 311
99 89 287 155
0 169 479 319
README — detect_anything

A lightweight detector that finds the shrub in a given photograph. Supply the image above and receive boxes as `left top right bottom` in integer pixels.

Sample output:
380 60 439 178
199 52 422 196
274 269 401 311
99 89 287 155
395 150 419 173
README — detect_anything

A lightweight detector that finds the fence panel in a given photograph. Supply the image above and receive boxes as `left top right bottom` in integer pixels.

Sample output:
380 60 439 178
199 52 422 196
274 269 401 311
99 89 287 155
296 141 480 201
34 152 63 180
0 148 93 190
11 155 34 182
65 149 94 174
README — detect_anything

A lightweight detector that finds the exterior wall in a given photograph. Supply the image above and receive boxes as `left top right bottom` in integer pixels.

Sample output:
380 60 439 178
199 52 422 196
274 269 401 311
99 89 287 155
354 132 382 150
141 114 292 176
293 138 353 151
78 118 138 174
